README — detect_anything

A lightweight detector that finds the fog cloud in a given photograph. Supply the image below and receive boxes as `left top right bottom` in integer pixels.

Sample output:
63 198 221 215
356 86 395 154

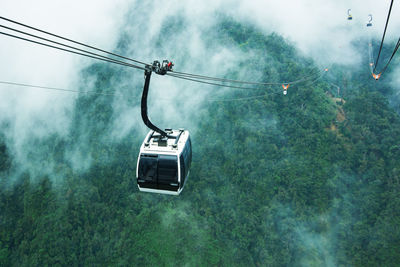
1 0 400 183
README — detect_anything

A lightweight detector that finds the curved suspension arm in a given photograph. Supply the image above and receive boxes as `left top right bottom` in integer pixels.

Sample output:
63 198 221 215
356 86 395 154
141 67 167 136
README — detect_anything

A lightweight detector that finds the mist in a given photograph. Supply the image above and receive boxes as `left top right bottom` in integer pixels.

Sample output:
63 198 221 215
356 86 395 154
1 0 400 181
1 1 400 265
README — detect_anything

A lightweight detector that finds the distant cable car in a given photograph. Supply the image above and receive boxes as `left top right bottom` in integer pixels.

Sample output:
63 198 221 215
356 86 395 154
282 84 290 95
367 14 373 27
347 9 353 20
136 60 192 195
372 73 381 80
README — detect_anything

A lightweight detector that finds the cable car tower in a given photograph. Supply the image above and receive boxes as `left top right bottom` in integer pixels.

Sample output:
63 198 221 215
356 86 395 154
136 60 192 195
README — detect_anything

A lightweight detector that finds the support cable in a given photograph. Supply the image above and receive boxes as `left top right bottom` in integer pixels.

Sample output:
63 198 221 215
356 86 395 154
171 68 322 85
0 16 147 66
374 0 394 72
0 31 146 71
0 25 145 70
0 81 118 96
0 80 279 102
167 69 323 90
380 37 400 74
0 16 327 91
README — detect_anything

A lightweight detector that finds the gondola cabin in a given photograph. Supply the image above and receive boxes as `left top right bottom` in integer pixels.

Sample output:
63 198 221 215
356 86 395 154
367 14 373 27
136 129 192 195
347 9 353 20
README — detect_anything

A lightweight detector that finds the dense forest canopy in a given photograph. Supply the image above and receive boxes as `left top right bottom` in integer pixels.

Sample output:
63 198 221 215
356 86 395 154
1 6 400 267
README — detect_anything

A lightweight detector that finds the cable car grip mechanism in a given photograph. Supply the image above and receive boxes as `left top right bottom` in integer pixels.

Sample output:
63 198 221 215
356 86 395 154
141 60 175 139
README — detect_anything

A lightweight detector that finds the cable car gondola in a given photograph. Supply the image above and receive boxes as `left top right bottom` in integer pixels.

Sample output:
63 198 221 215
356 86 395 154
347 9 353 20
136 60 192 195
137 129 192 195
367 14 373 27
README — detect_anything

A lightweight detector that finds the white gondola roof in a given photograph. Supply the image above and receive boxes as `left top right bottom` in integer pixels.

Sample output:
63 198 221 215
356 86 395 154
140 129 190 155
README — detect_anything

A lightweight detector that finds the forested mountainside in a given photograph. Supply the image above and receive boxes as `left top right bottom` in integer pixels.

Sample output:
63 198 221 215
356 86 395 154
1 19 400 266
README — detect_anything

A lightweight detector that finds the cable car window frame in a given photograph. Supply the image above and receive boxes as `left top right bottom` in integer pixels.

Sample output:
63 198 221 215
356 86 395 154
179 136 192 189
187 136 192 171
180 154 185 188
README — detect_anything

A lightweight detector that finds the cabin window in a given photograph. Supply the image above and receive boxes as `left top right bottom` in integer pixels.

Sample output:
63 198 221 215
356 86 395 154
157 155 178 184
138 155 158 182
